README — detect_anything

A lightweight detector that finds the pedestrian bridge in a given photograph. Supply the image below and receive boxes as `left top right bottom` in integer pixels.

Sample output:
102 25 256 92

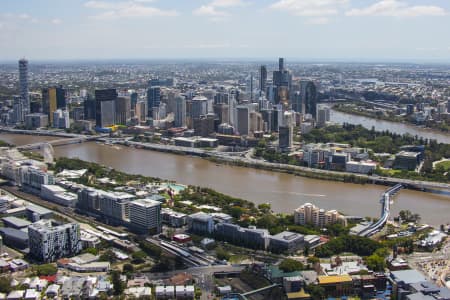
17 135 98 151
357 184 403 237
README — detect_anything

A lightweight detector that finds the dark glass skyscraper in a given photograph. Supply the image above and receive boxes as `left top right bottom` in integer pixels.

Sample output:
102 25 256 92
147 86 161 118
18 58 29 115
273 57 292 109
300 81 318 118
259 65 267 92
84 94 96 120
95 89 117 128
56 86 66 109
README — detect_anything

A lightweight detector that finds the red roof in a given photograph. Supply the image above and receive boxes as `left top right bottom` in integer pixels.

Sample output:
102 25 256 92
39 275 57 283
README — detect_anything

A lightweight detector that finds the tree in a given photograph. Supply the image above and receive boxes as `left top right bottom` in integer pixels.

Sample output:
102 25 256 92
278 259 305 273
307 256 320 265
0 276 12 293
131 251 147 264
139 241 162 259
99 250 116 263
306 284 325 300
215 246 230 261
366 253 386 271
122 263 134 274
34 264 57 276
111 270 125 295
83 247 99 255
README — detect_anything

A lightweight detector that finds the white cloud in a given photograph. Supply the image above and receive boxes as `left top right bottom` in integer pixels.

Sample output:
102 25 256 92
194 5 229 17
210 0 247 8
18 13 31 19
84 0 178 19
270 0 349 17
193 0 248 21
346 0 447 17
51 18 62 24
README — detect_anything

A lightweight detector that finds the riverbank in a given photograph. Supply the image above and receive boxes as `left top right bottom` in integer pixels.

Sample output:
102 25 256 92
2 132 449 225
332 105 450 135
115 140 450 194
1 131 449 194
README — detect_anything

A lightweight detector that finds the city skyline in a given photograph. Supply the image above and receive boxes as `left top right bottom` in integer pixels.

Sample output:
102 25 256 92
1 0 450 62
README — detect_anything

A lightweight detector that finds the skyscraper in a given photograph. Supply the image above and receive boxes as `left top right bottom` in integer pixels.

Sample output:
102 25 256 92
56 86 66 109
84 94 96 120
18 58 29 116
42 87 57 126
115 96 131 125
236 105 250 136
279 57 285 71
135 100 147 123
95 89 117 128
273 57 292 109
279 125 293 150
174 95 186 127
147 86 161 118
300 81 318 118
259 65 267 92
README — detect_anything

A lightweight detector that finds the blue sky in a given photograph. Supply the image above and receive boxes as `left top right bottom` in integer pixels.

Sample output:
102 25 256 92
1 0 450 61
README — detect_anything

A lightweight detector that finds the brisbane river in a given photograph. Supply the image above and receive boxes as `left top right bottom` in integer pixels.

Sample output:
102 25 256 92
1 129 449 227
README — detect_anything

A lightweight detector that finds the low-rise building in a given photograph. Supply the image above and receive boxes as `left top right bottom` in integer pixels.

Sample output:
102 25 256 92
155 285 175 299
345 160 377 174
161 208 187 227
40 185 77 207
215 223 269 250
317 275 353 298
269 231 304 254
393 151 421 171
187 212 214 235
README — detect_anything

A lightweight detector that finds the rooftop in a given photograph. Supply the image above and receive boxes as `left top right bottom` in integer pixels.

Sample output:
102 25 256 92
318 275 353 284
390 270 427 284
131 198 161 208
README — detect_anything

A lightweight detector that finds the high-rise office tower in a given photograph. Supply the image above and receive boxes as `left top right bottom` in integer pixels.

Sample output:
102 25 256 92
18 58 29 116
130 92 138 108
129 199 161 234
236 105 251 136
147 86 161 118
316 105 330 127
135 100 147 123
84 94 96 120
259 65 267 92
191 96 208 119
214 103 229 125
279 57 285 71
56 86 66 109
174 95 186 127
292 91 301 113
95 89 117 128
279 125 293 150
300 81 318 118
273 57 292 109
193 114 215 137
42 87 57 125
115 96 131 125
